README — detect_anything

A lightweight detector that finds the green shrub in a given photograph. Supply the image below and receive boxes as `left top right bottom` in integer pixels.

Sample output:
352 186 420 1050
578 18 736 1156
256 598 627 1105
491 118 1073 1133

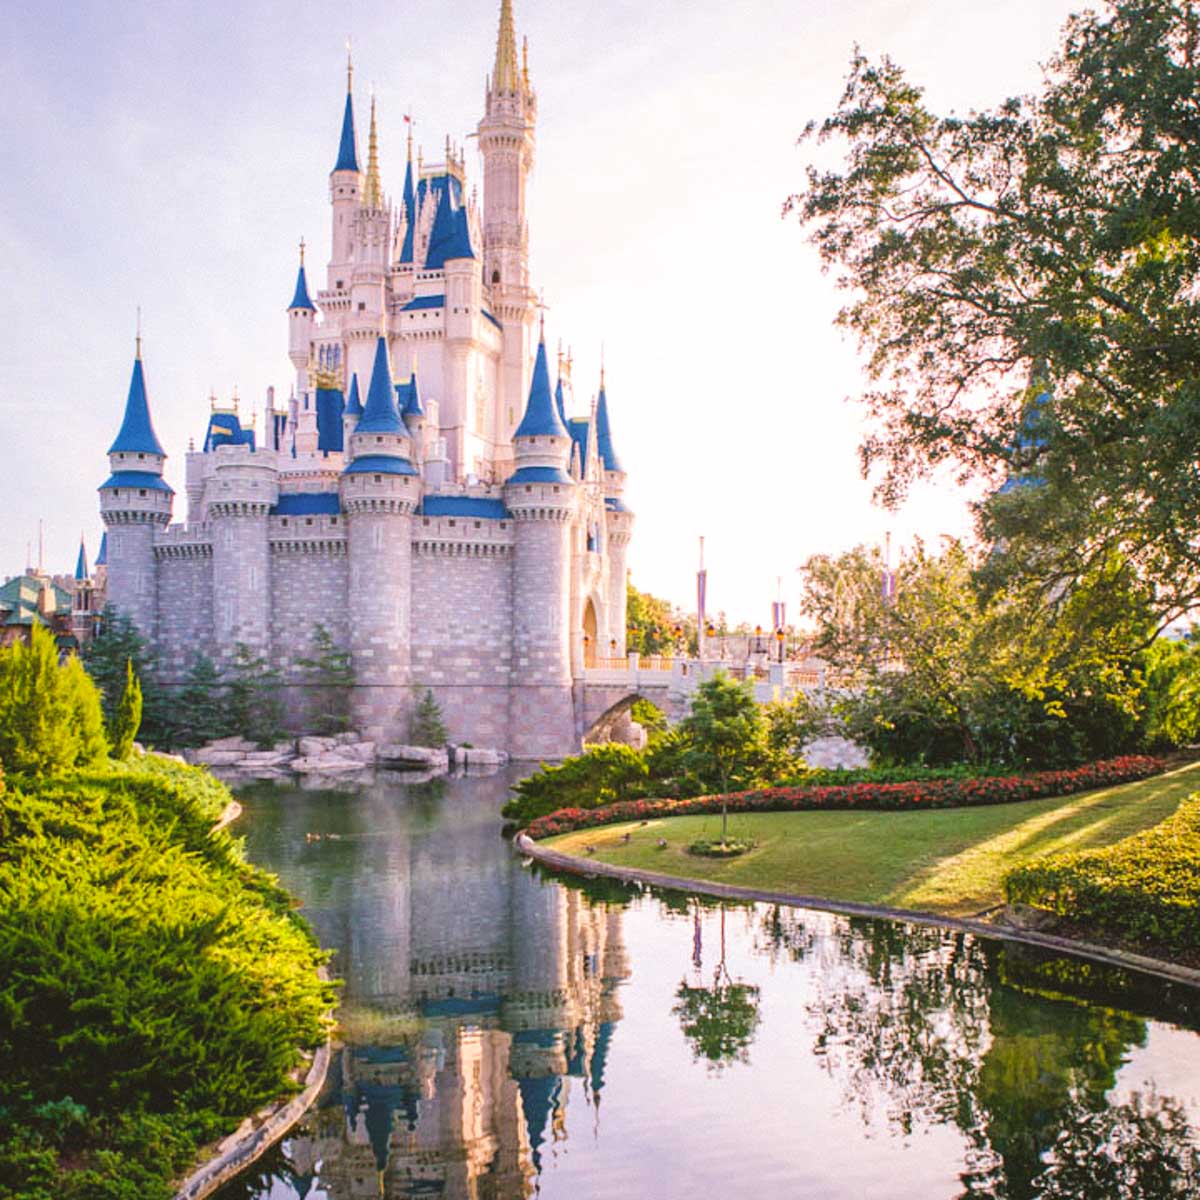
0 625 109 776
107 659 143 761
409 688 448 747
0 756 335 1195
502 742 650 827
1005 794 1200 954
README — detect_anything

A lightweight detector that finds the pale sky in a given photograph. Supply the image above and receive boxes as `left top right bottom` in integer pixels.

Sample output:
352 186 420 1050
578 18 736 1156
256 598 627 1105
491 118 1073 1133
1 0 1083 623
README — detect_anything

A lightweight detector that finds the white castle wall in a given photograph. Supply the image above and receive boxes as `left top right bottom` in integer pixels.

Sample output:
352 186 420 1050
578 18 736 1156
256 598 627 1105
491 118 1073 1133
410 533 514 749
156 554 215 679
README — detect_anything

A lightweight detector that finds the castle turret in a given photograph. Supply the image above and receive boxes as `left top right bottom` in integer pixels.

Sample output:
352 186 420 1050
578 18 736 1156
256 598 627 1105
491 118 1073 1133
596 370 633 655
478 0 538 447
207 414 278 655
288 239 316 398
504 333 576 758
341 336 421 737
99 339 173 639
329 54 361 265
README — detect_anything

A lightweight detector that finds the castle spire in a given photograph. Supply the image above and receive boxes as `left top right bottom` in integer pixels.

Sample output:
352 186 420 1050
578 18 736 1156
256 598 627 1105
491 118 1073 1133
74 534 89 583
364 93 383 208
288 238 315 310
357 337 406 434
492 0 520 92
333 51 360 173
108 337 165 457
596 369 624 474
514 333 567 439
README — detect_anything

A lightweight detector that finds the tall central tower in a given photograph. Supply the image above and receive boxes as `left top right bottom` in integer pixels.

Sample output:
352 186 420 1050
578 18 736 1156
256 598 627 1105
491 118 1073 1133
478 0 538 459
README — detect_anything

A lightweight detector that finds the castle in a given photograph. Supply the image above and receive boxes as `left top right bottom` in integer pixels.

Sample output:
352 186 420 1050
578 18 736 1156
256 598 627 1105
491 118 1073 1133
99 1 633 759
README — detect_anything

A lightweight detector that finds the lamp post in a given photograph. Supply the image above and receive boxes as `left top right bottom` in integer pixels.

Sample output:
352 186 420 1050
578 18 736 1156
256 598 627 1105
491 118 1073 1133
775 627 785 663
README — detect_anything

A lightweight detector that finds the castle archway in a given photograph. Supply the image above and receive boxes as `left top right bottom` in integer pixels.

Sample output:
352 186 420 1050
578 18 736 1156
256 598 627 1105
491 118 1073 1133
582 598 598 667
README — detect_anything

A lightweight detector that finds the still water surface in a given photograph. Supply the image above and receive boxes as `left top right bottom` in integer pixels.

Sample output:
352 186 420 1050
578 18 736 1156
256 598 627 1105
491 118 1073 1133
216 769 1200 1199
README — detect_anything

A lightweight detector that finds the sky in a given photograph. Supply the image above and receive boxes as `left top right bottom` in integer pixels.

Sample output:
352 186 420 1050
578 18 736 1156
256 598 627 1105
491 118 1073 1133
0 0 1084 624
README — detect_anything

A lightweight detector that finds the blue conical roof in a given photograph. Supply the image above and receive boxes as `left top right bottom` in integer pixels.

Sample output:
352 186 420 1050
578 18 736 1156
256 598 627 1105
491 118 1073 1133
289 263 314 311
514 339 568 438
355 338 406 434
74 539 89 582
95 532 107 566
596 385 624 473
333 90 359 173
344 373 363 416
108 354 165 457
399 154 416 265
554 376 567 427
424 181 475 269
401 371 424 419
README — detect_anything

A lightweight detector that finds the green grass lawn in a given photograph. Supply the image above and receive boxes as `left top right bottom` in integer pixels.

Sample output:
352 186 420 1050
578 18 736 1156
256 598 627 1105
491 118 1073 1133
543 761 1200 917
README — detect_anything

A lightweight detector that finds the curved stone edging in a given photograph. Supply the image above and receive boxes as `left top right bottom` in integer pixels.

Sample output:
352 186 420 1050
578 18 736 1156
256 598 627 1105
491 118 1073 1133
515 834 1200 992
172 1038 331 1200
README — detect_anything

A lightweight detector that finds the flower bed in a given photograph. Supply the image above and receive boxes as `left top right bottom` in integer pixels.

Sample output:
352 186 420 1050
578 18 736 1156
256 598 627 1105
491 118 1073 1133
523 755 1166 840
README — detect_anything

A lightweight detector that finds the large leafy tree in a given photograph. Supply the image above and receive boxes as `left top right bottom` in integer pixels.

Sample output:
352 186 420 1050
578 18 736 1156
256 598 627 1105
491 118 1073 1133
800 540 1149 766
789 0 1200 626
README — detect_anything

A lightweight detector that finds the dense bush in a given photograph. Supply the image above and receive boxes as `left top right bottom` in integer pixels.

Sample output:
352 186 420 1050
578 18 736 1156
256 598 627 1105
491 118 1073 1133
503 742 650 827
0 755 335 1197
1005 794 1200 955
522 755 1164 839
0 625 108 776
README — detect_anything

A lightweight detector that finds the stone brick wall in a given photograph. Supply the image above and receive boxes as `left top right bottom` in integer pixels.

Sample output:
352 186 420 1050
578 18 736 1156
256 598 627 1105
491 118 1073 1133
156 555 214 682
411 545 513 748
269 542 350 677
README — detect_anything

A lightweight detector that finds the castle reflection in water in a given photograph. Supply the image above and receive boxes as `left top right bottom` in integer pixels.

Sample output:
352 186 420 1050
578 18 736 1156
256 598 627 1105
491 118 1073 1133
242 774 629 1199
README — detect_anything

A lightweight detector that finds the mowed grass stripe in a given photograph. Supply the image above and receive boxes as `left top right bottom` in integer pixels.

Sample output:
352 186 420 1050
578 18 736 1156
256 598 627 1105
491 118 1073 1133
544 761 1200 917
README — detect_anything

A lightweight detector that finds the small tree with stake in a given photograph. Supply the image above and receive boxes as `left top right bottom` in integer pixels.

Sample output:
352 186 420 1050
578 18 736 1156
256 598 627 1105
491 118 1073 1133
107 658 143 760
409 688 448 747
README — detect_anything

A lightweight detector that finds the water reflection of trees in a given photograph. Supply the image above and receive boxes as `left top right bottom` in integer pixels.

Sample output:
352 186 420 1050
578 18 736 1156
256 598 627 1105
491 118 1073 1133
758 907 1198 1200
673 908 762 1071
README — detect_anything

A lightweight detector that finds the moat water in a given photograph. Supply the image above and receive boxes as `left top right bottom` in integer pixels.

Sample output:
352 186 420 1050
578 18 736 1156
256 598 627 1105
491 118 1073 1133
215 769 1200 1200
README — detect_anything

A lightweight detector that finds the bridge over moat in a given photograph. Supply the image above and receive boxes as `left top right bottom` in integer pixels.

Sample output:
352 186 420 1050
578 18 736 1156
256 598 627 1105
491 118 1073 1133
577 654 829 746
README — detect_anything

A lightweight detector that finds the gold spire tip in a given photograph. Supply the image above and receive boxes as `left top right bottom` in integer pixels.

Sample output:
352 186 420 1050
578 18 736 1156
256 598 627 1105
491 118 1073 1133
299 236 306 265
346 38 353 92
135 305 142 360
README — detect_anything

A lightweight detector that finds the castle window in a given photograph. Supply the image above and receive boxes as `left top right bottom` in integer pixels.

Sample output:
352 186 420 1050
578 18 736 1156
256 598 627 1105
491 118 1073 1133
305 518 313 526
139 489 147 497
449 520 456 527
138 453 144 460
358 302 365 312
500 523 506 529
281 519 288 526
474 521 481 529
336 279 344 289
423 518 430 526
376 436 383 443
492 270 500 284
374 474 382 483
331 517 337 525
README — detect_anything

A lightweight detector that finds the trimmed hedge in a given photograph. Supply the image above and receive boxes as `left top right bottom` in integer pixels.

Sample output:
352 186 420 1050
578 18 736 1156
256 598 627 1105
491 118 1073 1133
1005 794 1200 954
523 755 1165 840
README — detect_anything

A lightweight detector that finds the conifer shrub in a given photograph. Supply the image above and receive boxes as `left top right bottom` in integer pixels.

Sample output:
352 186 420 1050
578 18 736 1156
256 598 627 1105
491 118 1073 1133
409 688 448 747
1005 794 1200 955
0 625 109 776
0 756 335 1196
107 659 143 760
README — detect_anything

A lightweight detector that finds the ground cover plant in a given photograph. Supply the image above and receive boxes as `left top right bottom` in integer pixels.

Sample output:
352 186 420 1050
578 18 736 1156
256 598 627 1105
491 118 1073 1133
1006 793 1200 956
534 759 1196 919
0 753 335 1198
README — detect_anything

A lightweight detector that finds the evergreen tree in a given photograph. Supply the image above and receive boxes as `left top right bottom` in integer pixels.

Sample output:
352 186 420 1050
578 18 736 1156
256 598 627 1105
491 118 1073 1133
174 653 230 746
108 658 143 760
228 643 286 748
295 623 355 734
83 605 168 745
0 625 108 775
409 688 448 747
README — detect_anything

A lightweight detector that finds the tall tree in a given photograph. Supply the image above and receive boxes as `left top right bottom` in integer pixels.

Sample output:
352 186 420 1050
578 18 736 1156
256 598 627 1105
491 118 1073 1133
788 0 1200 627
295 624 355 735
107 659 143 761
174 653 230 747
227 643 286 748
83 606 168 745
